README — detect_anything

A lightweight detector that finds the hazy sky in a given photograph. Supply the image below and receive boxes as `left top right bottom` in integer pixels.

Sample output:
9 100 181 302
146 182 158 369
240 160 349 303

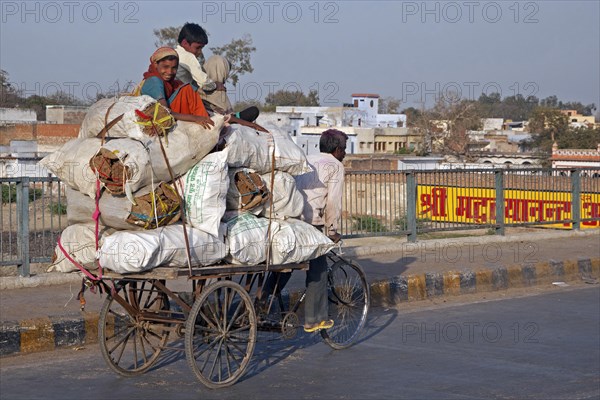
1 0 598 110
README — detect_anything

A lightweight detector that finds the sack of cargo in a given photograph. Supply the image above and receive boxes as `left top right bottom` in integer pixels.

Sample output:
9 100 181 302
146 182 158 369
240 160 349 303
259 171 304 219
127 182 181 229
226 168 269 214
224 213 280 265
176 150 229 237
88 117 223 196
47 223 115 273
270 219 334 265
79 96 175 139
223 125 312 176
98 224 227 274
66 183 181 230
39 138 102 198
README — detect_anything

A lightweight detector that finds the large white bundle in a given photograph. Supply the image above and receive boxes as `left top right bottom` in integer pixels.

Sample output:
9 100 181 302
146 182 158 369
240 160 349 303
259 171 304 219
66 185 181 230
39 138 101 198
91 117 223 196
79 96 173 139
148 117 223 177
270 219 334 265
177 150 229 237
98 224 227 274
66 186 136 230
224 125 312 176
47 223 115 273
224 213 280 265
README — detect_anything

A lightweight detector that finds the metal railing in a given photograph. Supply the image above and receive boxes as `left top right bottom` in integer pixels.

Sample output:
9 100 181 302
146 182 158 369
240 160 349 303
341 167 600 239
2 167 599 276
1 177 67 276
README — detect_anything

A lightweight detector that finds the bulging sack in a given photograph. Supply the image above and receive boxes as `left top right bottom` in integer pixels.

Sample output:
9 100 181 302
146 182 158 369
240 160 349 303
47 223 115 273
39 138 102 198
259 171 304 219
66 183 181 230
223 125 312 176
224 213 280 265
89 117 223 196
270 219 334 265
177 150 229 237
79 96 175 139
98 224 227 273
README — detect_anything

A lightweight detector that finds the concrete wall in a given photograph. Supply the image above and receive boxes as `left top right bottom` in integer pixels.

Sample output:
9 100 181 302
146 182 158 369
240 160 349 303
0 108 37 122
46 106 88 124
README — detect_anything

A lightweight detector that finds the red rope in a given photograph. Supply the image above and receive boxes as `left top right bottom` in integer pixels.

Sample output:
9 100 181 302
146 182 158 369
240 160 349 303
93 179 104 279
56 235 100 282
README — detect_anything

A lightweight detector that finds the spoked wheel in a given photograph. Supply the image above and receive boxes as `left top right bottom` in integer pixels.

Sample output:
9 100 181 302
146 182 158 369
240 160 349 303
185 280 257 389
321 258 370 349
98 280 170 376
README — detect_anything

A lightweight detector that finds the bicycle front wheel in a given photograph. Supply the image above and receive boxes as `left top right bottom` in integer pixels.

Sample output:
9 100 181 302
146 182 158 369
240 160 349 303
321 258 370 349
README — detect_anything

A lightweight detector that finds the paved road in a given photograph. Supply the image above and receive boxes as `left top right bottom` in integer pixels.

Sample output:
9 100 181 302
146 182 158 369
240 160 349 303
1 286 598 399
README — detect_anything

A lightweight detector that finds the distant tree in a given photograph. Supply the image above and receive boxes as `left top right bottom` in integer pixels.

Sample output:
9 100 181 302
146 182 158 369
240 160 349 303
559 101 596 116
152 26 181 48
378 96 401 114
528 108 568 139
209 34 256 86
427 95 482 156
557 126 600 149
475 92 538 121
264 89 319 107
233 99 264 113
401 107 424 128
540 95 559 109
0 69 22 107
23 91 84 121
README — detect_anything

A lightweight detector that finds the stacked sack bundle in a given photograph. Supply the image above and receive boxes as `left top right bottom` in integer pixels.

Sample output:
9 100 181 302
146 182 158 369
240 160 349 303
43 95 335 275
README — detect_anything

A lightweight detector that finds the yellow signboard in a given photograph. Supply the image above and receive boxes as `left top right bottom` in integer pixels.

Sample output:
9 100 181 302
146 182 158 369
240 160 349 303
418 185 600 229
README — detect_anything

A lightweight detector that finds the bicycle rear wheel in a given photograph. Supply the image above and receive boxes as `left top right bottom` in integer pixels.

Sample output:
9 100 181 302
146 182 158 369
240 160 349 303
98 280 170 376
321 258 369 349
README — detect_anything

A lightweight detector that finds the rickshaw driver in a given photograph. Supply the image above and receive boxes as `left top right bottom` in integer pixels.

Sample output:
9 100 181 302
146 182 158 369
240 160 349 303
259 129 348 333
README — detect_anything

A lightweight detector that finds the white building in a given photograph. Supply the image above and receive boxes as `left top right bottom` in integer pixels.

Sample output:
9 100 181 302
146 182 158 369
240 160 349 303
258 94 408 156
551 143 600 176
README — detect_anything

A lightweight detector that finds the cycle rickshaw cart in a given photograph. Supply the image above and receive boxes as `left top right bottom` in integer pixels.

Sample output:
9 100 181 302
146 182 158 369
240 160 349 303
89 249 370 389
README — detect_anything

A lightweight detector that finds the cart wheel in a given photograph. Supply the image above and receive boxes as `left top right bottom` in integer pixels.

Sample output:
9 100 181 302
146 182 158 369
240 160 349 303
98 280 170 376
185 280 257 388
321 259 370 349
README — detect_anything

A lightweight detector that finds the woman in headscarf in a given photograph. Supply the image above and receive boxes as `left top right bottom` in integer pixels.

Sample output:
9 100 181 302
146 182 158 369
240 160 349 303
138 47 214 129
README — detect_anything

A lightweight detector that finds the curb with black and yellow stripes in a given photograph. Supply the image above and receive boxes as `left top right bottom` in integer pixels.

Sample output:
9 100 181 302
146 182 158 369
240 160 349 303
1 257 598 357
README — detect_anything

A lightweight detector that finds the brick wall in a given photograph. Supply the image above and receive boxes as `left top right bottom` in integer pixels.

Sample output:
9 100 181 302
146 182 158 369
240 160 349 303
0 123 79 146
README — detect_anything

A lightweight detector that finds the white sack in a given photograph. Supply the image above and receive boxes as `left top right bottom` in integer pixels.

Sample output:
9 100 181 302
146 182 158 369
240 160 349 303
177 150 229 237
270 219 334 265
66 186 157 230
224 213 280 265
224 125 312 176
39 138 101 198
93 116 223 196
98 224 227 274
47 223 115 273
259 171 304 219
79 96 173 139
